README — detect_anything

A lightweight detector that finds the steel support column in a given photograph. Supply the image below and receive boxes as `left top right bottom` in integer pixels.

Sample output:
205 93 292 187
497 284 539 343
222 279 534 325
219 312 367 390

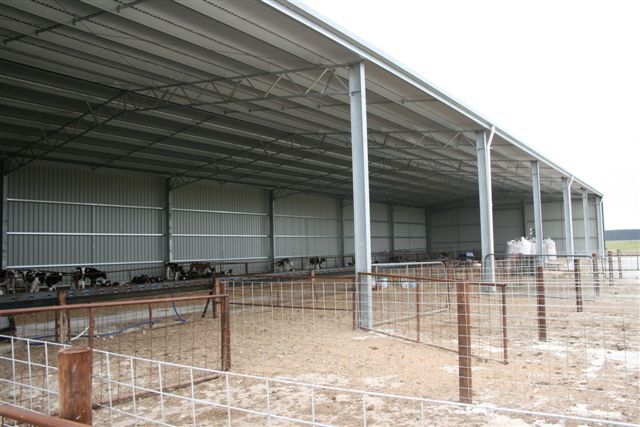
388 204 395 255
349 62 373 329
0 162 7 270
338 198 345 267
476 131 495 282
531 161 544 261
164 178 173 263
596 197 605 258
268 190 276 272
425 208 432 258
582 188 590 254
562 178 575 256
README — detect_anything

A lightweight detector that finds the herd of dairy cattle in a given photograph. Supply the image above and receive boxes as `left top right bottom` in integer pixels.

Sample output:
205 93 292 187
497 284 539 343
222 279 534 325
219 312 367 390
0 262 233 294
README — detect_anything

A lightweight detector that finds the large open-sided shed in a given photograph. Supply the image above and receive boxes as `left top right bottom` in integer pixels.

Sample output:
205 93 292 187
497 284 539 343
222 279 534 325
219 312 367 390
0 1 605 294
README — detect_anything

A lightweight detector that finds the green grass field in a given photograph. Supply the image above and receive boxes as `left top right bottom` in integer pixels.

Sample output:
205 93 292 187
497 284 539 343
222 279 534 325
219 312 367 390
606 239 640 253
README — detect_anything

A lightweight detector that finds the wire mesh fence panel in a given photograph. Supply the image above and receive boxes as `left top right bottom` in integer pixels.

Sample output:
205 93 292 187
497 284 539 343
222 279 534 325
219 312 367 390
2 336 636 427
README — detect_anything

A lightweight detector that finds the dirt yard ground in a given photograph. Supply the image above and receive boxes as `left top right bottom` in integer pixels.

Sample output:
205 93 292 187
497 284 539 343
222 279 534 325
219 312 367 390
1 275 638 426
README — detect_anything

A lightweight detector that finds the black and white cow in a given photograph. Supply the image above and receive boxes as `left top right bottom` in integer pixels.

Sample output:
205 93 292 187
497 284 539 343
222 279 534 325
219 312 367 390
187 263 213 279
22 270 42 293
308 256 327 270
0 269 18 293
275 258 291 272
72 267 107 289
165 262 187 281
131 275 162 284
43 272 63 291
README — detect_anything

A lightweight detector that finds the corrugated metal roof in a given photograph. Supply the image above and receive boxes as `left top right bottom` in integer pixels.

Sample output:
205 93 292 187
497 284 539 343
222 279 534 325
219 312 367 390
0 0 601 209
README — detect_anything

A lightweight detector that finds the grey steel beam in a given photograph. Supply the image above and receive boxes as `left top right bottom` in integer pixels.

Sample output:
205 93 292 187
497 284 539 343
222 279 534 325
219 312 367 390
531 161 544 261
268 190 276 272
476 131 495 282
338 198 345 267
165 177 174 263
0 162 7 270
349 62 373 329
388 204 395 254
582 188 590 254
596 197 605 257
562 177 575 255
425 208 432 257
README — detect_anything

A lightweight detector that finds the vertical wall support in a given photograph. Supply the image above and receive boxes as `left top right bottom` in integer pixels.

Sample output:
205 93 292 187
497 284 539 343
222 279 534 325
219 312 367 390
582 188 590 254
268 190 276 272
596 197 605 258
349 61 373 329
531 161 544 262
164 177 173 263
476 131 495 282
425 208 432 258
0 162 7 270
562 177 575 256
387 204 395 255
338 198 345 267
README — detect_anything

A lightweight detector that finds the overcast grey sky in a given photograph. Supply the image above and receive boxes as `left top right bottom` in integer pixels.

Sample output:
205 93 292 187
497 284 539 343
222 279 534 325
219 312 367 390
299 0 640 230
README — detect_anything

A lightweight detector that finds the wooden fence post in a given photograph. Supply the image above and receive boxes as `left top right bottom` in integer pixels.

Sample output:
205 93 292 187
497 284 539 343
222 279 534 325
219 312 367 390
574 259 583 312
500 286 508 364
455 281 472 404
220 295 231 371
607 250 614 284
56 289 69 344
617 249 623 279
591 253 600 296
535 266 547 342
58 346 93 425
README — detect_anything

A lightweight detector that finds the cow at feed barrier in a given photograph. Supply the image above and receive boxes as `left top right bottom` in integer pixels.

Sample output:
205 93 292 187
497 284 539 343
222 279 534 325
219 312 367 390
22 271 42 293
131 275 162 284
188 263 213 279
43 272 63 291
275 258 291 272
165 262 187 281
0 269 18 293
72 267 107 289
308 256 326 270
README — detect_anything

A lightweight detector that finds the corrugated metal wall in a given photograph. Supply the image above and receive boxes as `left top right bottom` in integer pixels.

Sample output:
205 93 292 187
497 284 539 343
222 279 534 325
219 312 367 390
7 164 165 281
429 198 600 256
7 164 600 277
274 194 341 267
343 202 426 261
523 199 598 254
172 182 269 273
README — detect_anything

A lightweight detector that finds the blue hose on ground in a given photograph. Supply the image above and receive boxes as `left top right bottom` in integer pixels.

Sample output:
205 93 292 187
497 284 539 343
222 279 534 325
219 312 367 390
172 302 187 323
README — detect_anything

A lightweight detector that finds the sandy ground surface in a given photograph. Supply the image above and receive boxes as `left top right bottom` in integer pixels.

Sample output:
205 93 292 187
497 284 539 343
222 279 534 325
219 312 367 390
1 274 638 426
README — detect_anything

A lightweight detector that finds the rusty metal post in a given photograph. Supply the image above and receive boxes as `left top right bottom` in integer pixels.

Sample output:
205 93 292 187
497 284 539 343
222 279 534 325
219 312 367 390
535 266 547 342
416 280 421 342
87 309 94 348
58 346 93 425
56 289 69 344
617 249 623 279
608 250 614 284
574 259 583 312
148 304 153 329
220 295 231 371
455 282 472 404
500 286 508 363
592 253 600 296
